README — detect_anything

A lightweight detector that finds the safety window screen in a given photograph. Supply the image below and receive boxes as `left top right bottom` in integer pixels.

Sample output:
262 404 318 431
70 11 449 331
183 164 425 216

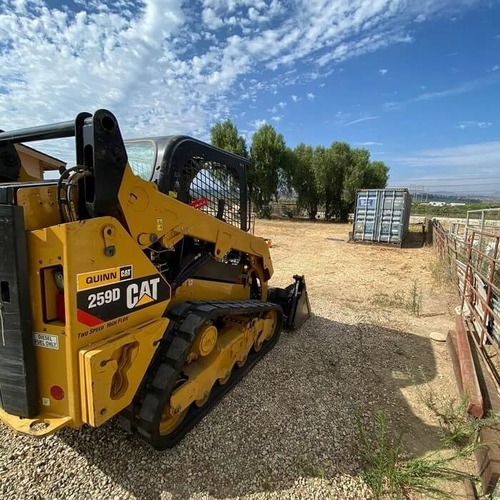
186 159 242 228
125 141 156 180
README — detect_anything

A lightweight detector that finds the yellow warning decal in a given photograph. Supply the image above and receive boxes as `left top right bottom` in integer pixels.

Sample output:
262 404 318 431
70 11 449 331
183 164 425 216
77 265 133 291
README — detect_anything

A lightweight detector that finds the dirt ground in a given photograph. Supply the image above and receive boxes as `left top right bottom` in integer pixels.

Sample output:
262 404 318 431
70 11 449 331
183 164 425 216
0 219 475 500
256 219 474 489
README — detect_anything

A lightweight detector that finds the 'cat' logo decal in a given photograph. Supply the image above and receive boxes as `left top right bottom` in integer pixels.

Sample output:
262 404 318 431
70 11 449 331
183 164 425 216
76 274 170 327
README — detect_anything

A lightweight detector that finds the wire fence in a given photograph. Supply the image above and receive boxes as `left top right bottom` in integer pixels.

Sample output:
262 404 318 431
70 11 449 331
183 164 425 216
448 208 500 240
434 220 500 392
268 201 354 221
269 201 309 218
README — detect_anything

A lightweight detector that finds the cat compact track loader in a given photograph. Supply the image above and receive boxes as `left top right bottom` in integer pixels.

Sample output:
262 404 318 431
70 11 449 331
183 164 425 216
0 110 310 449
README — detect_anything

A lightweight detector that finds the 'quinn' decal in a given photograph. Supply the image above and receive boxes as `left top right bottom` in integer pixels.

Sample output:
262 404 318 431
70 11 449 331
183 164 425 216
77 265 133 291
76 274 170 327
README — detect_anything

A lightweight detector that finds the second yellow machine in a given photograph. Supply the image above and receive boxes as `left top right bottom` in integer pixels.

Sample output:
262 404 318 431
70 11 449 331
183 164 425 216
0 110 310 449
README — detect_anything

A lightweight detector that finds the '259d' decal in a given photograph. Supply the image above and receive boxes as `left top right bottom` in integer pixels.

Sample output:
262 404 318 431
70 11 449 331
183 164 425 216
76 274 171 327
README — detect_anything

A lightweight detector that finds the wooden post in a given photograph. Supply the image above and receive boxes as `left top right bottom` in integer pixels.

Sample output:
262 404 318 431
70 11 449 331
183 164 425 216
425 218 433 245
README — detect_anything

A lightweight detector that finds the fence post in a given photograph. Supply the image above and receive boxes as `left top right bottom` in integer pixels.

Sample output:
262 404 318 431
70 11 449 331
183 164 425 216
425 218 433 245
485 236 500 342
461 233 473 317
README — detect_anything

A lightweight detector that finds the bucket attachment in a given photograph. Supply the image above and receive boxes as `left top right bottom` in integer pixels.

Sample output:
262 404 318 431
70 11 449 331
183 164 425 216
268 275 311 329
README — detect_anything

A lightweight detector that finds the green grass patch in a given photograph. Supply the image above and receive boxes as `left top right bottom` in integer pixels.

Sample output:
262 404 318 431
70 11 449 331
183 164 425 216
357 411 474 499
372 280 423 316
424 393 500 449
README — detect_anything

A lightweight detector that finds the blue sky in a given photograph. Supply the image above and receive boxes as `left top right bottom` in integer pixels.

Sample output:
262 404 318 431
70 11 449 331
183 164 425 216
0 0 499 196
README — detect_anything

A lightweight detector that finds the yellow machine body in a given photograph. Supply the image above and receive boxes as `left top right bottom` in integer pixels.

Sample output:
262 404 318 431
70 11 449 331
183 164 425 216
0 110 310 448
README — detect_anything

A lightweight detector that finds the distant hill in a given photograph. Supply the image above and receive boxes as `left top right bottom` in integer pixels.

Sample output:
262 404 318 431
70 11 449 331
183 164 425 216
409 191 500 203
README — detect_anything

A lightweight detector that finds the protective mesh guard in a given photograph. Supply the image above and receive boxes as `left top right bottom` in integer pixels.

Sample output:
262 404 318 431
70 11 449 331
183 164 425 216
186 159 242 228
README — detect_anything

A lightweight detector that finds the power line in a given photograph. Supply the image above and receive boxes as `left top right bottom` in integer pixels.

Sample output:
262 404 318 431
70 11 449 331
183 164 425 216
393 176 500 182
408 182 500 187
390 178 500 185
390 183 500 190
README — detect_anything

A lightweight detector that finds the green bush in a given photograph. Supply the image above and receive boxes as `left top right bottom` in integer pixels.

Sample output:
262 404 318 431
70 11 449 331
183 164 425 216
258 205 272 219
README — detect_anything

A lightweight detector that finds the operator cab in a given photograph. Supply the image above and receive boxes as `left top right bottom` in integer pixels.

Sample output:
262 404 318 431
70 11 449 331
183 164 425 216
125 137 250 231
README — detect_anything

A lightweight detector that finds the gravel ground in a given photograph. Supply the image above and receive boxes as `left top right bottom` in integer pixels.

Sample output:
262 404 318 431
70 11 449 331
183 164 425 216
0 221 460 499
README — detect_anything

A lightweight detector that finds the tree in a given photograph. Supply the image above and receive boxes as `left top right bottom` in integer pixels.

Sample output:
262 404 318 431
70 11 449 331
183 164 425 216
343 147 370 209
210 119 248 158
249 124 286 213
366 160 390 188
314 142 351 220
328 142 353 220
343 149 390 213
292 144 320 219
279 147 297 197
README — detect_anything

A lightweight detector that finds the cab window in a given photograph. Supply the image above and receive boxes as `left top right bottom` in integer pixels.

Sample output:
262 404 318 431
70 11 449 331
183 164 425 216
125 141 156 180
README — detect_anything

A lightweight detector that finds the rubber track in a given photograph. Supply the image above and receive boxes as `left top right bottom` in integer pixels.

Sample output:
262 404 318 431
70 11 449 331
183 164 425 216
121 300 283 450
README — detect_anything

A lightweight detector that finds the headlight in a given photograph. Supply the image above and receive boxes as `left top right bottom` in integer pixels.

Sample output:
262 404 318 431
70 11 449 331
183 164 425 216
53 270 64 291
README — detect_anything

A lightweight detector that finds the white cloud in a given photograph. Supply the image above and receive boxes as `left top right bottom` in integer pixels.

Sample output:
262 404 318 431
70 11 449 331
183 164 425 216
278 101 287 108
247 7 268 23
202 7 224 29
356 141 383 146
386 77 498 110
458 121 492 129
315 32 413 68
291 95 299 102
394 142 500 170
273 0 468 69
271 116 282 122
345 116 378 126
0 0 486 162
415 80 484 101
492 65 499 72
384 101 401 110
251 118 267 129
389 142 500 193
378 68 388 75
307 92 315 100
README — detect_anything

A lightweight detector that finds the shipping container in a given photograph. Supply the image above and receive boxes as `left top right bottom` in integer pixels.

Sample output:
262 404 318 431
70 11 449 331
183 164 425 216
352 188 412 246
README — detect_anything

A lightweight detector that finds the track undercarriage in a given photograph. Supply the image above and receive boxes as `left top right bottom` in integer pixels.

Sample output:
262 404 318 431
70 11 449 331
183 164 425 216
120 300 283 449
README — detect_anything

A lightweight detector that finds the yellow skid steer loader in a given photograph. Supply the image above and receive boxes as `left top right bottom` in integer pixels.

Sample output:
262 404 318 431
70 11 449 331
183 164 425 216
0 110 310 449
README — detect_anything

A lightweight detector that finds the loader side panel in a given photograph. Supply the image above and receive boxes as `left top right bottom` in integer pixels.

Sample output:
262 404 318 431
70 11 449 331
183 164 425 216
0 204 38 417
